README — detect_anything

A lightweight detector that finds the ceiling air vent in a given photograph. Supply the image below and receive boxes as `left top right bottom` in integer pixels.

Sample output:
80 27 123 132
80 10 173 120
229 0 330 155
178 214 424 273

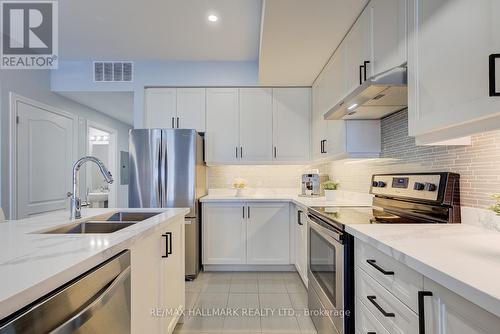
94 61 133 82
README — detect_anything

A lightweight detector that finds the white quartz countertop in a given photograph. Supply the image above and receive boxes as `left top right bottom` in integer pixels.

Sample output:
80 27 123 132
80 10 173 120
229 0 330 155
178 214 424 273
200 189 373 208
346 223 500 318
0 207 189 319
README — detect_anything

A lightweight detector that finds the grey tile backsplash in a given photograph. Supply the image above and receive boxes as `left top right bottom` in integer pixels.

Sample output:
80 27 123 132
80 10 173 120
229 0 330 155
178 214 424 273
327 110 500 208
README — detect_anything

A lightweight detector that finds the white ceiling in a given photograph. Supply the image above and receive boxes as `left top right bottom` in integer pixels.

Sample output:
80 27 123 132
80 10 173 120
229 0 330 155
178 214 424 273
58 92 134 125
59 0 262 61
259 0 368 86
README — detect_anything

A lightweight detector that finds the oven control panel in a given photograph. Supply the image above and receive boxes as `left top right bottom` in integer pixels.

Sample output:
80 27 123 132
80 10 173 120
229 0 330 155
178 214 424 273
370 174 442 201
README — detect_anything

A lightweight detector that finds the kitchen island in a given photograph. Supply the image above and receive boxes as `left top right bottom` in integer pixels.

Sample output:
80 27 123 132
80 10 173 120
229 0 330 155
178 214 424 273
0 207 188 332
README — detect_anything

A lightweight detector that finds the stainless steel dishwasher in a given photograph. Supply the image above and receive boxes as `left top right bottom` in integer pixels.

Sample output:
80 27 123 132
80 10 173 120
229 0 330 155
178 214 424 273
0 250 131 334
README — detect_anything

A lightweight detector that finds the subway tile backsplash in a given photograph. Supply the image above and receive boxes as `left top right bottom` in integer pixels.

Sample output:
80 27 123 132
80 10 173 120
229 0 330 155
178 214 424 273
327 110 500 208
207 110 500 209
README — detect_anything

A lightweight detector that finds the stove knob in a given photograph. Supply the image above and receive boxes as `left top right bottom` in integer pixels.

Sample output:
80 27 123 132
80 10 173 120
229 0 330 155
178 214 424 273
413 182 425 191
372 181 379 187
425 183 437 192
377 181 386 188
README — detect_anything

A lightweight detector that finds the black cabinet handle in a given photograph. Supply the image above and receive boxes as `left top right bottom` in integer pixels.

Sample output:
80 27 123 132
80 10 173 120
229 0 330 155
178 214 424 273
363 60 371 82
367 259 394 275
236 147 238 158
176 117 180 128
162 232 172 258
367 296 395 317
418 291 433 334
274 147 277 158
359 65 364 85
489 54 500 96
243 206 245 219
240 146 243 158
298 210 303 225
171 117 175 128
367 332 376 334
247 206 250 219
320 140 324 154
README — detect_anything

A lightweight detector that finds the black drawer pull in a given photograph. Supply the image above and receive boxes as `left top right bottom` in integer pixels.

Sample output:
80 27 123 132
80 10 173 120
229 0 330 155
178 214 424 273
161 232 172 258
367 295 395 317
367 259 394 275
418 291 433 334
367 332 376 334
489 54 500 96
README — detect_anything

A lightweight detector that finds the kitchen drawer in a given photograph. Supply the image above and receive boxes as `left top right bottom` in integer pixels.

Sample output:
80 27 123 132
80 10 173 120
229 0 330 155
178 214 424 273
355 239 423 312
355 297 391 334
356 267 419 334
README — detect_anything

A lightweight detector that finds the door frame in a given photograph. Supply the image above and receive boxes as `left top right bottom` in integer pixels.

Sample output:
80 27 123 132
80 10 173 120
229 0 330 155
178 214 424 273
85 120 118 208
9 93 77 219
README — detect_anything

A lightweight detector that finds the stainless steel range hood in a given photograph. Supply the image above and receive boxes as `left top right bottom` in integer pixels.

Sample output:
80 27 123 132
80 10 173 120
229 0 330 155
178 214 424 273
324 64 407 120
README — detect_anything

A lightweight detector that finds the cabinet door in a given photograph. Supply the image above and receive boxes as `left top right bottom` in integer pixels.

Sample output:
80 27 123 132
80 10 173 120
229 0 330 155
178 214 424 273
145 88 177 128
371 0 407 74
161 217 185 334
239 88 273 161
205 88 240 163
246 203 290 265
408 0 500 140
345 8 372 92
202 203 246 264
324 43 348 111
131 231 162 333
423 277 500 334
272 88 311 162
311 79 327 160
176 88 206 132
295 208 308 285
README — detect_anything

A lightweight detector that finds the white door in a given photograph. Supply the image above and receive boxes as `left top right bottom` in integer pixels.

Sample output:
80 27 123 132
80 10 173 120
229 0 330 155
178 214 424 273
176 88 206 132
324 43 348 111
16 101 74 218
239 88 273 161
144 88 177 128
312 78 327 160
272 88 311 162
423 277 500 334
205 88 240 163
345 8 372 92
371 0 407 75
202 203 246 264
246 203 290 265
295 209 308 285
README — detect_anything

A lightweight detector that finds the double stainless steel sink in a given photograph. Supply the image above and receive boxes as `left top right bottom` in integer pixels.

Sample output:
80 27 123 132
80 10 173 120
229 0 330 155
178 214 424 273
40 211 160 234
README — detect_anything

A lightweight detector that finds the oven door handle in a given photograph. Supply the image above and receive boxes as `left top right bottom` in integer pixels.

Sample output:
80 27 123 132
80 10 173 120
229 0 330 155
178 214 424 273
307 214 343 243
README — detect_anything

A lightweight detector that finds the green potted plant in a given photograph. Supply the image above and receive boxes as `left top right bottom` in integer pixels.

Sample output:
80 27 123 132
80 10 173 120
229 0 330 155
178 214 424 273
489 194 500 215
322 180 340 201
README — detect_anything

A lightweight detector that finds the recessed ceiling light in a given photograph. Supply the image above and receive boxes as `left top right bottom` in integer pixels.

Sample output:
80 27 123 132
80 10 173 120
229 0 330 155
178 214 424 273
208 14 218 22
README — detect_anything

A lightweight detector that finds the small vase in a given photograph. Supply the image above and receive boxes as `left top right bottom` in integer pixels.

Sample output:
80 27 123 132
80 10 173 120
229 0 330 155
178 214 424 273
324 190 338 201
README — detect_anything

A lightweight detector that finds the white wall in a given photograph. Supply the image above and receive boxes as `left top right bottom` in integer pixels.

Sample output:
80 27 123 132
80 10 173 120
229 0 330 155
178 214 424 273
51 60 259 127
0 69 132 218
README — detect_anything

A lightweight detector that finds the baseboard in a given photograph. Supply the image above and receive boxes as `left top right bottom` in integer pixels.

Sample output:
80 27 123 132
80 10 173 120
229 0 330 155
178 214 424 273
203 264 296 272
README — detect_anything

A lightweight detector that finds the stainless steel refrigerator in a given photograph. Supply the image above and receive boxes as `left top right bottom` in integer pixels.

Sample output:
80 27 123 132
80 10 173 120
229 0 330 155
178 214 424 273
129 129 206 279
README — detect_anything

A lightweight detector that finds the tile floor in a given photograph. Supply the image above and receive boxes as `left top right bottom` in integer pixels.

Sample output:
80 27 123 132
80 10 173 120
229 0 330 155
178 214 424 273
173 271 318 334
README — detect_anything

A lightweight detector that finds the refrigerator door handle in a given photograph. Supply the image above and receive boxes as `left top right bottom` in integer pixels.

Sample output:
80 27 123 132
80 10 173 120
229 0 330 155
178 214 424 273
160 132 167 208
156 136 162 207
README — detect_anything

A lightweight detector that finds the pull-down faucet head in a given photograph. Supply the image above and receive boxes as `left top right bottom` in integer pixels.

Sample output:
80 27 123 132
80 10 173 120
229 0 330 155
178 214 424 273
69 156 114 219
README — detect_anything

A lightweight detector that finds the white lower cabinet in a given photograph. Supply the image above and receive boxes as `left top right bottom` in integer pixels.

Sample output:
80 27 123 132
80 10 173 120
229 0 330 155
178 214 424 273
293 206 308 286
422 277 500 334
355 238 500 334
202 202 290 265
131 216 185 334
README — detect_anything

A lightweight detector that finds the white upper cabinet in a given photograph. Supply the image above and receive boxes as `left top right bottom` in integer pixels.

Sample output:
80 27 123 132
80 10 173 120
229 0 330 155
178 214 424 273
408 0 500 143
176 88 206 132
144 88 206 131
345 8 373 92
145 88 177 128
239 88 273 161
272 88 311 162
371 0 407 74
206 88 240 164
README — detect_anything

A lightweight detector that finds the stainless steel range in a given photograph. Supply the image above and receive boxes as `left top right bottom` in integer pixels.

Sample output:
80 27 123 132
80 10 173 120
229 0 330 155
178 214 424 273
306 172 461 334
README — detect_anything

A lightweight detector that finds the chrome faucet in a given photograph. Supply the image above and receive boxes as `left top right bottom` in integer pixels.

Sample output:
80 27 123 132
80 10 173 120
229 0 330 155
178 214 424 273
69 156 114 219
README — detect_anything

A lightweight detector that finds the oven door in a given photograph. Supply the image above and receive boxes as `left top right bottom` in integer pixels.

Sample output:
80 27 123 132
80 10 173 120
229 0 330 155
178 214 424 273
308 214 344 334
